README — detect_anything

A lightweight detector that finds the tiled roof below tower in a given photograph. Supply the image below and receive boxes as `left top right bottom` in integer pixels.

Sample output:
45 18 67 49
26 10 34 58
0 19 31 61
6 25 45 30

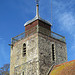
50 60 75 75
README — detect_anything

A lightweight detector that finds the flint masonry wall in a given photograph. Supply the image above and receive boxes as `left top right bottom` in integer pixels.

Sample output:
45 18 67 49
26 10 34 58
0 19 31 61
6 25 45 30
10 33 39 75
10 32 67 75
55 40 67 65
38 34 52 75
38 33 67 75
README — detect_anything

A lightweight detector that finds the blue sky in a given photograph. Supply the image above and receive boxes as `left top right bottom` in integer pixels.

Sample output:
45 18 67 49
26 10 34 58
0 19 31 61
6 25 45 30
0 0 75 67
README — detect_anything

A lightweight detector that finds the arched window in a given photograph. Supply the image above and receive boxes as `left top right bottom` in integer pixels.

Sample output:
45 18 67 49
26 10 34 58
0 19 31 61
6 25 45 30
22 72 24 75
23 43 26 57
52 44 55 61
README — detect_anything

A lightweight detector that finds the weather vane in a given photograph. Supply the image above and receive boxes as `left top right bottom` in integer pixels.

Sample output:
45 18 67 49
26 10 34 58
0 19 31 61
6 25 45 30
35 0 40 5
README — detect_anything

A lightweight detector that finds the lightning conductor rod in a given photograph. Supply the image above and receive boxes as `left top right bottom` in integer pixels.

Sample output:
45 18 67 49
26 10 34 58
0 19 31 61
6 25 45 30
36 0 40 18
51 0 53 25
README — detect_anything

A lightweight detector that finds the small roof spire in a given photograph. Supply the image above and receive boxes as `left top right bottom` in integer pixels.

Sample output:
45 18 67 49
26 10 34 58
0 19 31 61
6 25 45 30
24 0 52 26
36 0 39 5
35 0 40 18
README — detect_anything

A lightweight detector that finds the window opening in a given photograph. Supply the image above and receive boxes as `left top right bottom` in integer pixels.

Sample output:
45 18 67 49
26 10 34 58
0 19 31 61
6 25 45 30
23 72 24 75
23 43 26 57
52 44 55 61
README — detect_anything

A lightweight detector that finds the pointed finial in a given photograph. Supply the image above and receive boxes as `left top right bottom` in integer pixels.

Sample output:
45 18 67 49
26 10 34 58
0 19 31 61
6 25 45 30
36 0 40 5
35 0 40 18
36 0 39 5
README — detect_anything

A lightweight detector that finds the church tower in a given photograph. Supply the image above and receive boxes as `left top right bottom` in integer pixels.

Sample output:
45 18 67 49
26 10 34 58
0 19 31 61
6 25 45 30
10 1 67 75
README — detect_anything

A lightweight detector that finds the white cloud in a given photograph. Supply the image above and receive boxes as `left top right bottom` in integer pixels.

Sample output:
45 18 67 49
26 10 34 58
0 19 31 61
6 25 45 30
52 0 75 61
52 0 75 34
58 12 75 34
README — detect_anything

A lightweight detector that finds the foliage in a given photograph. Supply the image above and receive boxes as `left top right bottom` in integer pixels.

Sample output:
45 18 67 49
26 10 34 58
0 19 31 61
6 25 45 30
0 64 10 75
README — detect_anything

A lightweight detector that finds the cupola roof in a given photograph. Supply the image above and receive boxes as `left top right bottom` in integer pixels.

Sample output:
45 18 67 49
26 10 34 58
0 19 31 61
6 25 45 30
24 0 52 26
24 16 52 26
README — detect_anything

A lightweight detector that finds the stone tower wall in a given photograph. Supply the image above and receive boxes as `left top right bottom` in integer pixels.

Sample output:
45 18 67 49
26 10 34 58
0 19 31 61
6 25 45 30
10 32 67 75
38 34 52 75
55 40 67 64
10 33 39 75
38 33 67 75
